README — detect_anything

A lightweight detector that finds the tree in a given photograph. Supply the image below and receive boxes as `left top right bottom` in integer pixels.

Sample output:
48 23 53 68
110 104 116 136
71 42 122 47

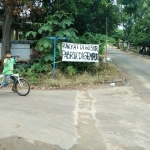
117 0 146 50
0 0 121 74
26 11 78 72
130 1 150 49
50 0 119 36
0 0 15 62
0 0 52 67
111 29 125 48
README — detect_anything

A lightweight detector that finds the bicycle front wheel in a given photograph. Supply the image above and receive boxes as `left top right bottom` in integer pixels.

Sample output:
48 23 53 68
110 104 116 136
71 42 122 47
15 79 30 96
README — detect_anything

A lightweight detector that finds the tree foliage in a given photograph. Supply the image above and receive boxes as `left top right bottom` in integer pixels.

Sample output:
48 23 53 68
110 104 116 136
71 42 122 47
115 0 148 50
0 0 121 74
26 11 78 72
26 11 107 73
130 1 150 47
117 0 144 14
0 0 53 61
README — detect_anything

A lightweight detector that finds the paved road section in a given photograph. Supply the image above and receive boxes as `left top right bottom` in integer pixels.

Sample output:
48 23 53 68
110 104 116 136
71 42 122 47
0 86 150 150
108 47 150 103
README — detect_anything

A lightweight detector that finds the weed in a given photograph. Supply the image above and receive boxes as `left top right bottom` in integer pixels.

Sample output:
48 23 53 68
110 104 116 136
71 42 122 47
23 62 121 89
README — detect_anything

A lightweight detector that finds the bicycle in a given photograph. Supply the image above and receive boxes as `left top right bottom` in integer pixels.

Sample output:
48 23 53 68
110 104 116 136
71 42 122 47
0 59 30 96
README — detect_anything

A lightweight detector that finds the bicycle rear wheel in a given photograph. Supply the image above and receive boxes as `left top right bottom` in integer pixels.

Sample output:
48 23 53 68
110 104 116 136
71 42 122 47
15 79 30 96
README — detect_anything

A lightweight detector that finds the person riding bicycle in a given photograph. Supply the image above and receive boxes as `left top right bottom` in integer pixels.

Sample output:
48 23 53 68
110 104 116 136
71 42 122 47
0 51 20 91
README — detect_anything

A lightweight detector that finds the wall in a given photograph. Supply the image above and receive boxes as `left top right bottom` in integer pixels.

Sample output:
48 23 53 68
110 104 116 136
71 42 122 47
0 43 32 62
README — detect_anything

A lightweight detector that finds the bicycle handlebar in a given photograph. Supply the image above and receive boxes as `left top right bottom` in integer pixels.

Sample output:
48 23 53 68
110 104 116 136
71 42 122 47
11 55 19 58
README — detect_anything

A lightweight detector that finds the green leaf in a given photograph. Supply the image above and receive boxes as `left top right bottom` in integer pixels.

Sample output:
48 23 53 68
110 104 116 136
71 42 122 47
38 25 53 34
44 54 53 62
43 65 50 72
43 41 50 49
26 31 37 38
39 46 44 51
61 19 73 29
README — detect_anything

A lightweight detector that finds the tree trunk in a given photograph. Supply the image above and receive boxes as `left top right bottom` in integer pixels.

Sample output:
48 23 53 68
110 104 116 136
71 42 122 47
1 7 12 69
127 42 130 50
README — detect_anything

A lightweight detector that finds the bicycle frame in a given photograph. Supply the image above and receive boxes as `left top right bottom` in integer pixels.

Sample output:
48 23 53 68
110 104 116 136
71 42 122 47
0 73 23 86
12 73 24 87
0 74 5 85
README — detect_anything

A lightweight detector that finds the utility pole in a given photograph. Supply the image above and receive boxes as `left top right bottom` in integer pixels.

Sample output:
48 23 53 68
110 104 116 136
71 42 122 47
105 17 108 69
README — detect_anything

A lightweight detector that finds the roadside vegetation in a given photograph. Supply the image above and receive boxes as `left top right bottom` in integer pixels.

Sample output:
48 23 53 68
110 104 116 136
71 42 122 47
16 60 121 89
1 0 150 88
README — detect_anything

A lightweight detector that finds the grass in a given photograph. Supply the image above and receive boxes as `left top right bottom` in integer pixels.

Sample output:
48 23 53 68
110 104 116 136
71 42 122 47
28 62 122 90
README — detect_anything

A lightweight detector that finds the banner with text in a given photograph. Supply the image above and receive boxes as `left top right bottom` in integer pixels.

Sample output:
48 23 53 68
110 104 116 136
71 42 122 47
62 42 99 62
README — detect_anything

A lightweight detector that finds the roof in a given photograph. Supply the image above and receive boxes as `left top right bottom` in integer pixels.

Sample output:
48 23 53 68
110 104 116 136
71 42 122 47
0 40 34 44
11 40 33 44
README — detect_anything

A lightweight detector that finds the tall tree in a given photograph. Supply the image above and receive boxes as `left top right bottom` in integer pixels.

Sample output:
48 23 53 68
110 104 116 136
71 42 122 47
0 0 120 68
0 0 50 67
117 0 146 49
0 0 26 66
130 0 150 49
0 0 15 62
51 0 119 36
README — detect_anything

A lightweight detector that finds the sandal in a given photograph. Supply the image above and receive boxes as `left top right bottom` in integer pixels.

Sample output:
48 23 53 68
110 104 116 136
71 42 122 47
12 87 16 92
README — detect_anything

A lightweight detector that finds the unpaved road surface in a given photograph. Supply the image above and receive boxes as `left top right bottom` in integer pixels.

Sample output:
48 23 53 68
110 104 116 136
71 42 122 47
0 47 150 150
